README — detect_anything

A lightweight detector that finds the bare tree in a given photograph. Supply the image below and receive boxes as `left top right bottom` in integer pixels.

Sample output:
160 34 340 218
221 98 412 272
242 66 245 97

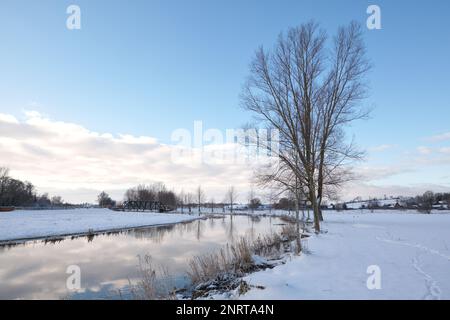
185 193 194 213
178 190 185 213
256 156 307 221
226 186 237 214
418 191 434 214
248 187 255 214
0 167 10 205
98 191 115 208
247 186 262 214
196 185 205 214
0 167 9 181
210 197 215 213
124 183 177 208
265 188 279 214
241 21 370 232
249 198 261 213
51 196 63 206
0 167 36 207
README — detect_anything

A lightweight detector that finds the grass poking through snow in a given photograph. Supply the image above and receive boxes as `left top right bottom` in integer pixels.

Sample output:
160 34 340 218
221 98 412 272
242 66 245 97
187 223 303 288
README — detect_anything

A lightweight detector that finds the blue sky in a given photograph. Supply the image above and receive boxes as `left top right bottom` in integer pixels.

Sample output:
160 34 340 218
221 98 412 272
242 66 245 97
0 0 450 201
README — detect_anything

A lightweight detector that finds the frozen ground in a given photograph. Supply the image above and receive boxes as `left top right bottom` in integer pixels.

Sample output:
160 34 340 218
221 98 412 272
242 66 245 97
0 208 199 243
239 210 450 300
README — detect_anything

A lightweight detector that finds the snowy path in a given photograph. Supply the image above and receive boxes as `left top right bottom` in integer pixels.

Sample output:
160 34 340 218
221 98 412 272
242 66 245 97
412 255 441 300
240 211 450 300
0 208 199 243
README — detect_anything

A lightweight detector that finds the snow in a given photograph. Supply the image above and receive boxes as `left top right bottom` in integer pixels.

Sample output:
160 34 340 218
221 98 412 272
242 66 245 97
0 208 199 242
239 210 450 300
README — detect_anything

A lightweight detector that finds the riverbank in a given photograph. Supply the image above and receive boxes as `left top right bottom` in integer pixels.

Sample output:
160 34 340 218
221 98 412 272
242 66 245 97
176 223 306 300
0 208 201 244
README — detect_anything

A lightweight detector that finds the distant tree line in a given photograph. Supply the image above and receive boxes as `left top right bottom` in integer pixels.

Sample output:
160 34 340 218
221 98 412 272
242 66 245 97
413 191 449 213
0 167 66 207
365 191 450 213
343 191 450 213
98 183 178 209
98 184 250 214
124 183 177 207
97 191 116 208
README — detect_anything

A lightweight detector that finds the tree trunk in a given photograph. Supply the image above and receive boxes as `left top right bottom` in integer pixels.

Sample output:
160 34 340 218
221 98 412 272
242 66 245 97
308 180 321 233
318 205 324 221
295 200 302 254
317 148 325 222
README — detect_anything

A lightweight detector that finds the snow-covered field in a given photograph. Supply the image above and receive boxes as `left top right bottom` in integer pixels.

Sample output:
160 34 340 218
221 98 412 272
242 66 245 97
240 210 450 300
0 208 199 243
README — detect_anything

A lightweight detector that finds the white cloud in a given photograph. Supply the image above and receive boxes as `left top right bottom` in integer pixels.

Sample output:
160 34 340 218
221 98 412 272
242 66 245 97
354 165 412 181
23 110 42 118
0 111 255 203
27 101 42 108
425 132 450 142
369 144 396 152
0 113 19 124
417 146 432 155
439 147 450 154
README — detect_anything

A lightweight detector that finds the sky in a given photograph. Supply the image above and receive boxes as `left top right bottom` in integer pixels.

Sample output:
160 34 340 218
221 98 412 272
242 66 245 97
0 0 450 203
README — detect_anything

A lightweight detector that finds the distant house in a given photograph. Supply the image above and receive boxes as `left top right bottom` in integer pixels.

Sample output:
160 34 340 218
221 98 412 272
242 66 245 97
332 203 347 211
223 204 248 211
433 202 446 210
394 201 404 209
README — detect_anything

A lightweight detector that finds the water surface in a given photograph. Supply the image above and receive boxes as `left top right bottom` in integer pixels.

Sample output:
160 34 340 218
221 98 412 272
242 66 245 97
0 215 283 299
